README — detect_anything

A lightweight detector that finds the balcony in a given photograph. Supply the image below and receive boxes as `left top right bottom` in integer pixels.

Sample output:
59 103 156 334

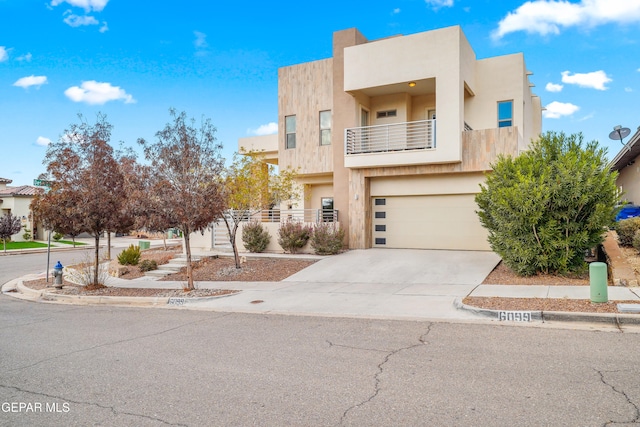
345 119 435 155
344 119 443 168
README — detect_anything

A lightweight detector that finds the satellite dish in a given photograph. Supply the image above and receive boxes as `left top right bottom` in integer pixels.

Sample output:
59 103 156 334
609 126 631 143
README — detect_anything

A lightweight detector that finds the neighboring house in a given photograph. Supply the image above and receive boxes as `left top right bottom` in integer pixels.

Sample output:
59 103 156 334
0 177 43 241
610 126 640 205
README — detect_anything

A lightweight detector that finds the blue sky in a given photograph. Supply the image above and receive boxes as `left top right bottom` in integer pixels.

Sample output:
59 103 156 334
1 0 640 186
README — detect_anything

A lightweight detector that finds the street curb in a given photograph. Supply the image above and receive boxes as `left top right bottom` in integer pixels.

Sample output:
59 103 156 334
454 298 640 325
7 278 240 308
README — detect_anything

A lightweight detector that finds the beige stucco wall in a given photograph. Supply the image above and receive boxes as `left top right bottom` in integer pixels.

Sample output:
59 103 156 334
0 196 35 241
370 172 486 197
344 26 472 165
279 58 334 174
464 53 541 148
189 221 332 254
617 164 640 205
238 134 278 164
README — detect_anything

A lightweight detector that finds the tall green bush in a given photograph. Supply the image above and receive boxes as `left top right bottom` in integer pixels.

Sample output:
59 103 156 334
310 222 344 255
475 131 619 276
242 220 271 253
277 221 312 253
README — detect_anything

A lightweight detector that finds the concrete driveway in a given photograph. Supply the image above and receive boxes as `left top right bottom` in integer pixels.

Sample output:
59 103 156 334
284 248 501 286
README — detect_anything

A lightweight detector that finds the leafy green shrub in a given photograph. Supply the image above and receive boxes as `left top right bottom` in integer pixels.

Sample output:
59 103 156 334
138 259 158 272
242 220 271 253
22 227 31 240
310 222 345 255
117 244 141 266
475 131 619 276
616 217 640 247
277 221 312 253
53 232 63 241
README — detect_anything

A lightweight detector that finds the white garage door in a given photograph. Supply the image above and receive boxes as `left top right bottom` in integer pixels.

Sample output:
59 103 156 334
371 195 490 250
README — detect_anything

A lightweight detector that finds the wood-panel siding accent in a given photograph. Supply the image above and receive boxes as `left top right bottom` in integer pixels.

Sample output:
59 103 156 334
348 126 519 248
279 58 334 175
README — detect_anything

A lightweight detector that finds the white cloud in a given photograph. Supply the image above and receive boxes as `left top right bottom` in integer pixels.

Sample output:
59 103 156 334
393 8 401 14
13 75 48 89
63 13 99 27
625 87 633 92
425 0 453 8
36 136 52 146
64 81 136 105
561 70 611 90
493 0 640 39
0 46 8 62
51 0 108 12
543 101 579 119
99 21 108 33
16 53 32 62
194 31 208 48
248 122 278 136
545 82 564 92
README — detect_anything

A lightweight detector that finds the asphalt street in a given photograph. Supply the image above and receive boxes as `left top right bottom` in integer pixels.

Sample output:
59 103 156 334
1 296 639 426
0 248 102 286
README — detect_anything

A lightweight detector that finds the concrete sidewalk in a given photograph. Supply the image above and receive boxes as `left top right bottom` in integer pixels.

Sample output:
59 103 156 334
5 272 640 325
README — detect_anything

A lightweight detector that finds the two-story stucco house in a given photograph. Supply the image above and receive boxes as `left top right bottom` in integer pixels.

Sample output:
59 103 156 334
236 25 542 252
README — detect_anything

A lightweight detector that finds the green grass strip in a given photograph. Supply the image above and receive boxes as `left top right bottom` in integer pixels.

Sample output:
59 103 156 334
55 240 88 246
1 241 50 250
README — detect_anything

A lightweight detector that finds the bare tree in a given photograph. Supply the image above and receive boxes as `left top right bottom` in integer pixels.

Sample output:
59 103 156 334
0 212 22 253
37 113 126 286
138 109 225 290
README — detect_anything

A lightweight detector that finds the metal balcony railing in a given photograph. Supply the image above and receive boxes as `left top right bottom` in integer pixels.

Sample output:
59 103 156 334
223 209 339 224
345 119 436 155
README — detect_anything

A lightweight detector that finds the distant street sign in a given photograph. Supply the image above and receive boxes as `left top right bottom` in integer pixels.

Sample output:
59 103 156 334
33 179 53 187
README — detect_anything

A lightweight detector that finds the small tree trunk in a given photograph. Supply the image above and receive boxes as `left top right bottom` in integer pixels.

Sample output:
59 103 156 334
183 227 194 290
163 233 167 251
107 231 112 260
94 233 100 286
72 236 76 247
223 214 241 269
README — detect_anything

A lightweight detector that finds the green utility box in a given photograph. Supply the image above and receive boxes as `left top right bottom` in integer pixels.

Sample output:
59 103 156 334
139 240 150 250
589 262 608 303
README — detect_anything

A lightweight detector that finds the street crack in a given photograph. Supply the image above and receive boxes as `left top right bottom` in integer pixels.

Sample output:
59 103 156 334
339 323 433 425
596 369 640 426
325 340 389 353
0 383 187 426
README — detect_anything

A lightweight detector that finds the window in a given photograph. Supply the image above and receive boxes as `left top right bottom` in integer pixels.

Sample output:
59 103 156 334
374 198 386 206
498 101 513 128
375 212 386 219
319 110 331 146
285 115 296 149
376 110 397 119
375 225 386 232
375 238 386 245
321 197 334 222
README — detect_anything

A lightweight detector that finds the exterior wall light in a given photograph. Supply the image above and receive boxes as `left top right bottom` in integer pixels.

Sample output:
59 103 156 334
408 82 416 87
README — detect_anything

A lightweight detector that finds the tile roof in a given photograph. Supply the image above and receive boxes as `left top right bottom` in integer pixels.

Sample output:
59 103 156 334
0 185 44 197
0 177 12 184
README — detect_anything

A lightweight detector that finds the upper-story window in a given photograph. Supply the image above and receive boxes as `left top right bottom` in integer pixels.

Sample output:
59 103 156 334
285 115 296 149
319 110 331 146
376 110 397 119
498 101 513 128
